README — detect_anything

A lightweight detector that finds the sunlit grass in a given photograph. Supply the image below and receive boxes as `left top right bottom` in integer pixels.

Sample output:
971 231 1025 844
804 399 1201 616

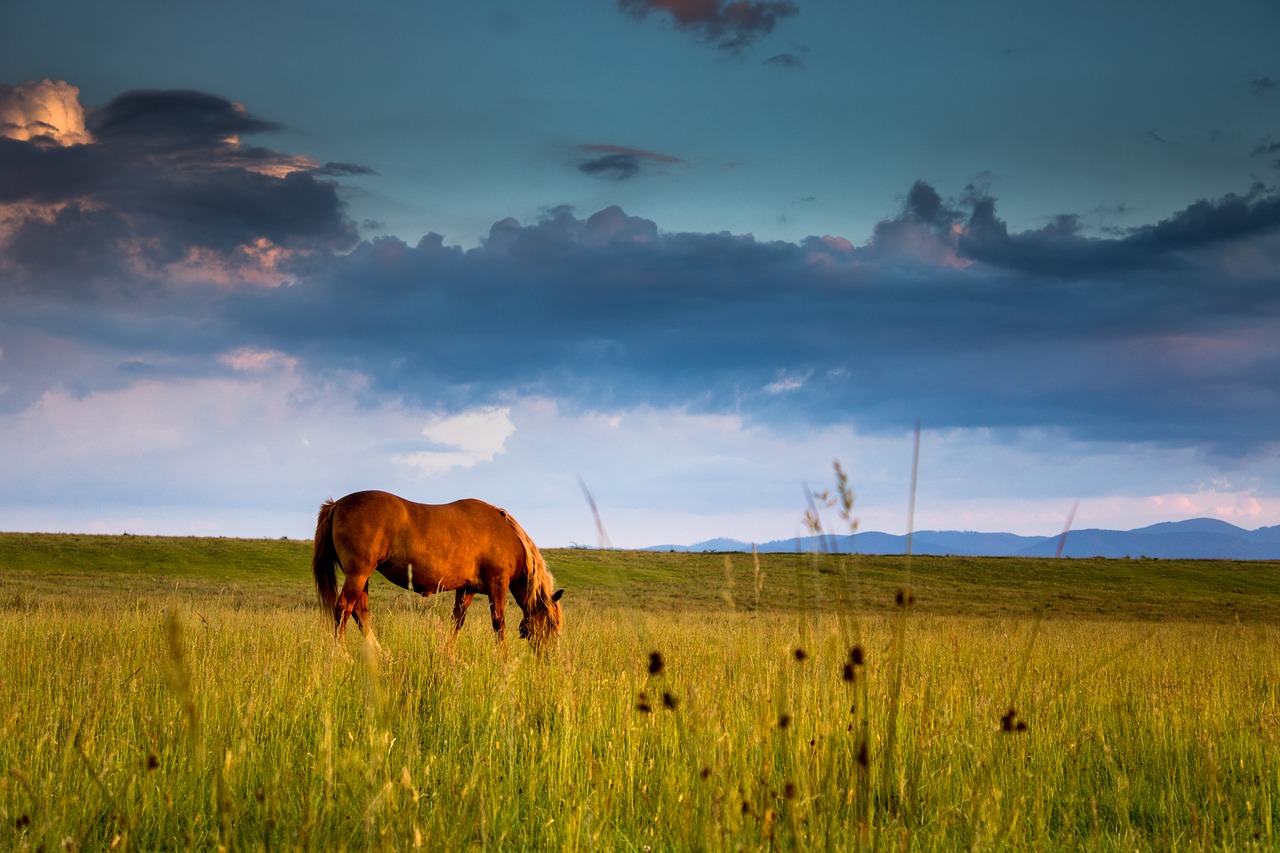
1 580 1277 850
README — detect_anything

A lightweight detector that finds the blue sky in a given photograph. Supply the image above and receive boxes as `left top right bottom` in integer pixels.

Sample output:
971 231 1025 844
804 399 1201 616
1 0 1278 547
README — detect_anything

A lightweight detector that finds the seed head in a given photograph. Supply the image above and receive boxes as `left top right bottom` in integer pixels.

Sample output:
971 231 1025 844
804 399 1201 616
778 713 792 729
662 691 678 710
648 651 665 675
635 692 652 713
793 647 808 662
999 707 1028 733
849 645 865 665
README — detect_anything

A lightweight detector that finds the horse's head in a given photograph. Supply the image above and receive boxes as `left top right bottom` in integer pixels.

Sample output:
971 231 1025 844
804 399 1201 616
520 588 564 651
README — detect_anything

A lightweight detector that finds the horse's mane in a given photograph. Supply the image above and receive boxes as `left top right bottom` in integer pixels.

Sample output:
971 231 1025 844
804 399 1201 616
494 505 556 607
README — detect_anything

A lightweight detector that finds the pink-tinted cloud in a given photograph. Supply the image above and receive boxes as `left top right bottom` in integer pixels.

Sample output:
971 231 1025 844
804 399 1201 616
619 0 799 53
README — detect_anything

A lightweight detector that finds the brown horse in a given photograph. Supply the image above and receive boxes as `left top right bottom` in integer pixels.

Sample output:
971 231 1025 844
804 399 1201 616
312 490 563 650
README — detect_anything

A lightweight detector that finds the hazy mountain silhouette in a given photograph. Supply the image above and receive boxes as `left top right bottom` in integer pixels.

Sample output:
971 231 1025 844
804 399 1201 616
645 518 1280 559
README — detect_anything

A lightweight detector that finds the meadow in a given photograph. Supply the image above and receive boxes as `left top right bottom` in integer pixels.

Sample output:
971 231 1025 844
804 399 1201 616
1 533 1278 850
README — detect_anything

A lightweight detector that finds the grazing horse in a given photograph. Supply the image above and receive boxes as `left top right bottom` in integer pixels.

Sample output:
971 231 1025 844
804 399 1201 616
312 490 563 650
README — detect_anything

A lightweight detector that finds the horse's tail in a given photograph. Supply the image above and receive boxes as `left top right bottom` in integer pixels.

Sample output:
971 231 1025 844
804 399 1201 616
312 499 340 613
498 507 555 607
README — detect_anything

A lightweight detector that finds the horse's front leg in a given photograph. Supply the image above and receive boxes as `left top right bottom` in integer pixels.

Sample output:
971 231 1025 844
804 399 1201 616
488 582 511 647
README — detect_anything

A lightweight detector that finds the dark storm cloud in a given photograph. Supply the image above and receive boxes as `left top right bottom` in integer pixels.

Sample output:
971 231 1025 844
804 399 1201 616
199 183 1280 453
1130 186 1280 249
902 180 959 229
957 184 1280 277
0 135 104 202
619 0 799 54
6 122 1280 458
88 89 282 149
0 87 360 293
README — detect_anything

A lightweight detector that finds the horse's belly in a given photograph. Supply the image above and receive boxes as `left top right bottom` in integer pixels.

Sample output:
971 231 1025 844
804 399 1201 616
381 557 474 596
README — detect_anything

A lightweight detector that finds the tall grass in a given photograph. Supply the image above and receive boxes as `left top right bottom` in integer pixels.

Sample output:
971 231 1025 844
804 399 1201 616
1 585 1277 850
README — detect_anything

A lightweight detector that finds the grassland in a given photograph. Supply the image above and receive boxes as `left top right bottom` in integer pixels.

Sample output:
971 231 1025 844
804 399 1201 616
1 533 1278 850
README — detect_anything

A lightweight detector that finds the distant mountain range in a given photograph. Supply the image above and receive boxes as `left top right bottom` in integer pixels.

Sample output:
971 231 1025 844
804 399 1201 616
645 518 1280 560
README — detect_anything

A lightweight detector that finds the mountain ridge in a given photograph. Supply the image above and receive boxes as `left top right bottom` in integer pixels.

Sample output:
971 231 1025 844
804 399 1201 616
645 518 1280 560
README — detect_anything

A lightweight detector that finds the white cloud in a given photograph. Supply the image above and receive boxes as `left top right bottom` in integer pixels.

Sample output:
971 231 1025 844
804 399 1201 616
3 367 1280 547
1150 490 1265 522
764 371 807 393
421 406 515 453
0 359 493 521
393 406 516 475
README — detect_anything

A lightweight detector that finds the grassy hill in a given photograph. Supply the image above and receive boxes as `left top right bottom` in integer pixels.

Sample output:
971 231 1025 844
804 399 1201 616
3 532 1279 622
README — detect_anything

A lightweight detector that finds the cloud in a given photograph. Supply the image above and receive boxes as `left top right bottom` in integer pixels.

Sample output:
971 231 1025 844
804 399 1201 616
0 79 91 145
619 0 799 54
1254 136 1280 170
576 143 683 180
0 353 515 520
0 82 361 295
957 183 1280 276
4 78 1280 540
395 406 515 475
579 153 643 180
10 375 1277 544
169 180 1276 457
88 88 283 150
764 52 805 70
1251 76 1276 96
313 161 377 177
5 86 1280 474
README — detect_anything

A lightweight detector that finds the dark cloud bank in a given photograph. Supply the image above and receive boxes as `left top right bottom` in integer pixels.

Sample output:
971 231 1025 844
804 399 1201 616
0 88 359 290
3 88 1280 457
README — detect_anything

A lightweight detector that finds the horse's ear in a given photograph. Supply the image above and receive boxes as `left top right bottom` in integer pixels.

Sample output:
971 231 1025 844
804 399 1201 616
551 588 564 602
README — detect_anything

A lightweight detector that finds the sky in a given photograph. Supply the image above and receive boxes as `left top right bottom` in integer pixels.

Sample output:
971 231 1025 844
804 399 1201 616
1 0 1279 548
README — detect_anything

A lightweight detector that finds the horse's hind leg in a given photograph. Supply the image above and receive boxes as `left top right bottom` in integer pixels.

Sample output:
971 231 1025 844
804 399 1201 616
451 590 476 638
350 586 383 653
334 571 373 645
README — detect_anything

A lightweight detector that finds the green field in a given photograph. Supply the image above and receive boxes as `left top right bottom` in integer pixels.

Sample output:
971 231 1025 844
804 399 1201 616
1 533 1278 850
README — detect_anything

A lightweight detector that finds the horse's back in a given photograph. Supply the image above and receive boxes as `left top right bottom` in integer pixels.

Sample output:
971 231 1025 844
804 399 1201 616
328 491 524 588
328 490 412 552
